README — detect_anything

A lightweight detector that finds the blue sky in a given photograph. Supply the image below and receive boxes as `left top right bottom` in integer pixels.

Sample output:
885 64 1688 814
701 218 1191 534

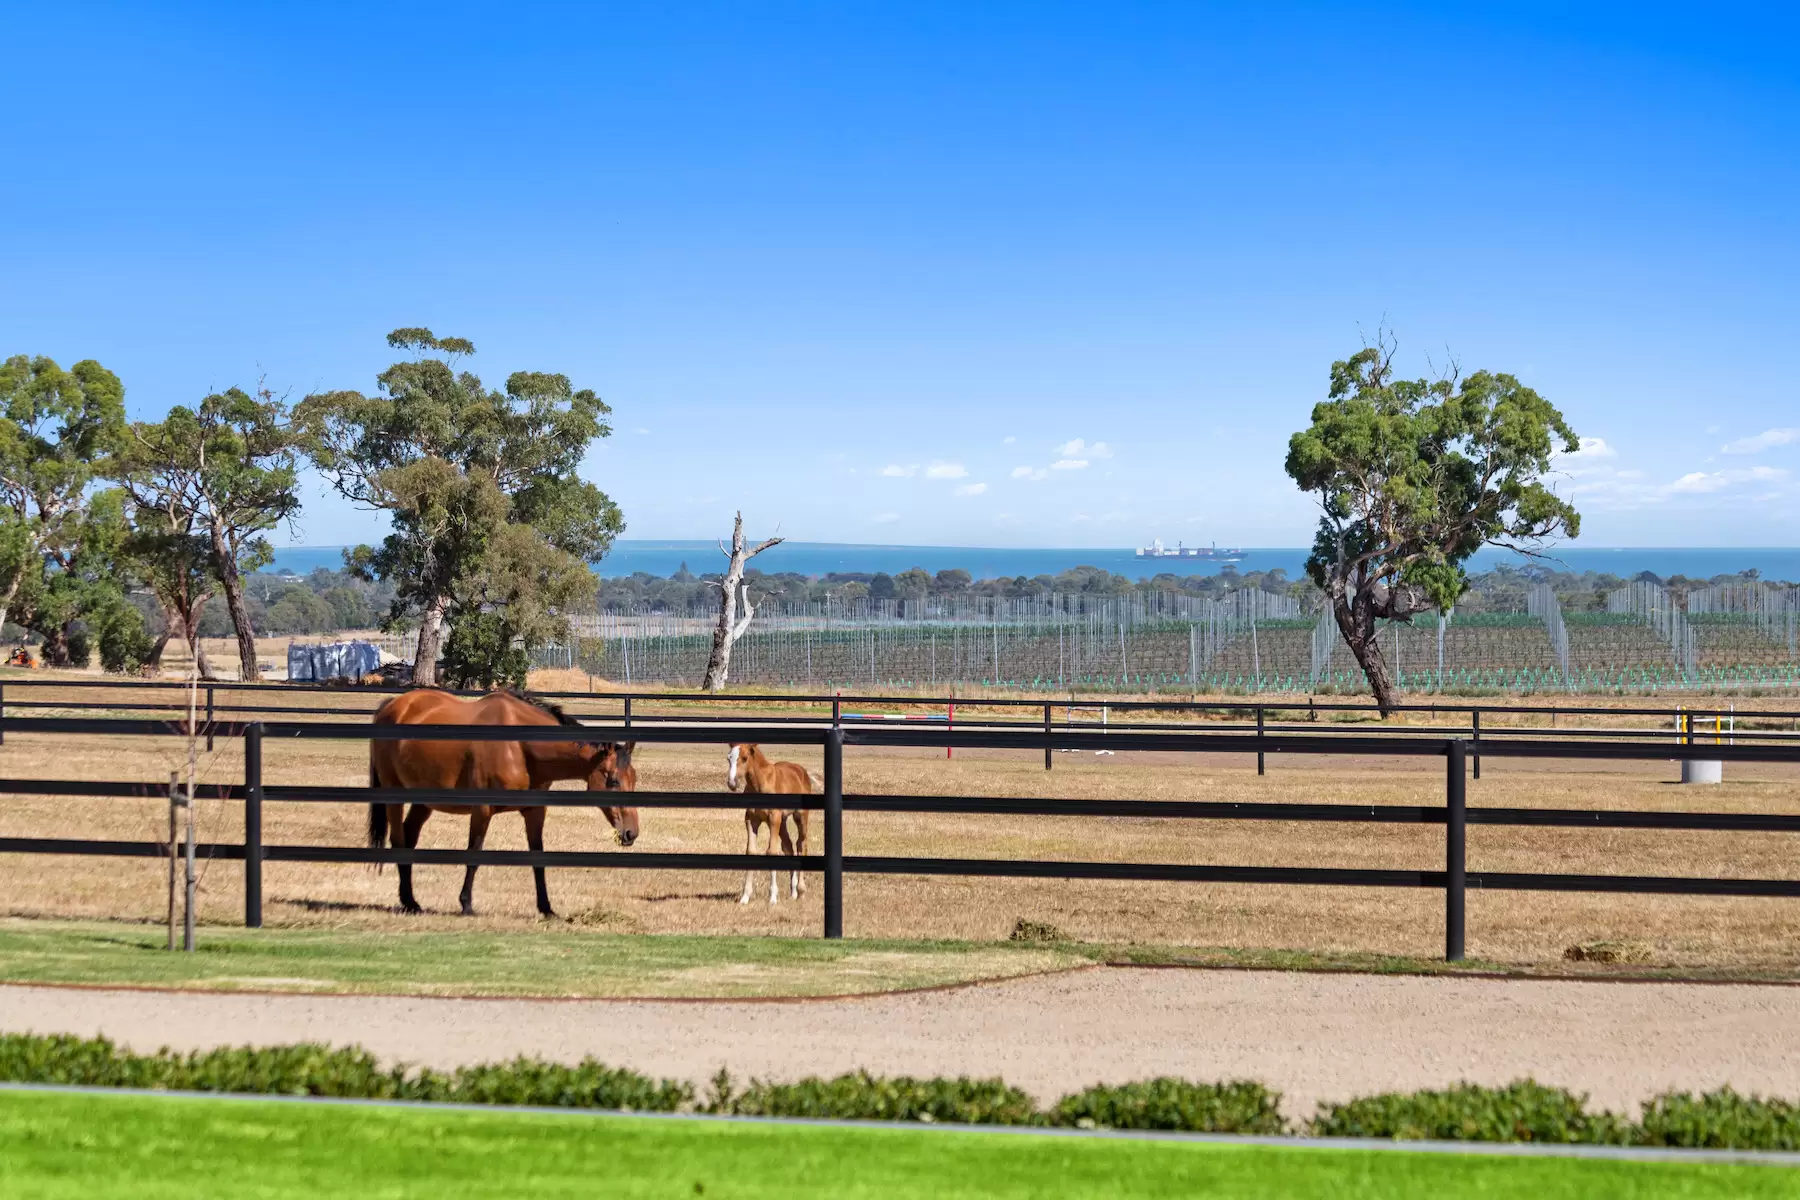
4 2 1797 551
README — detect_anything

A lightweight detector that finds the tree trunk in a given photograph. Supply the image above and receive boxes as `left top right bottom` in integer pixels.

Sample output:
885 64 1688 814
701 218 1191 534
411 593 450 686
0 573 21 637
701 538 747 692
212 531 261 682
41 625 69 668
700 513 783 693
1334 594 1399 714
181 598 218 681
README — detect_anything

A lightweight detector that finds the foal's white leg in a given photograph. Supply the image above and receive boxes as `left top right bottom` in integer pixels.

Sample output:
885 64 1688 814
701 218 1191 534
768 814 780 906
785 814 801 900
738 818 756 905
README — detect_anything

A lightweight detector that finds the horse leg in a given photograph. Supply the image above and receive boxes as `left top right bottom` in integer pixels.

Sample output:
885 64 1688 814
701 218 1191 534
738 815 757 905
778 814 799 901
767 810 781 907
797 810 810 896
785 810 808 899
523 804 555 918
458 808 494 916
398 805 432 914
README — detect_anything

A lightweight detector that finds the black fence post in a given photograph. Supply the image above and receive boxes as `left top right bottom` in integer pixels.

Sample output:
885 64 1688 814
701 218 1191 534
1256 707 1266 776
823 726 844 939
1043 703 1053 771
205 685 215 752
623 695 632 730
1471 709 1482 780
244 721 264 929
1445 738 1466 962
1 678 6 745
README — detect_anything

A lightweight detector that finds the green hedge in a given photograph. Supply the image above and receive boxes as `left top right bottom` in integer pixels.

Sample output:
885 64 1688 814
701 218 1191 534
0 1034 691 1112
1051 1079 1287 1133
9 1035 1800 1150
1637 1088 1800 1150
1310 1080 1633 1144
707 1070 1037 1125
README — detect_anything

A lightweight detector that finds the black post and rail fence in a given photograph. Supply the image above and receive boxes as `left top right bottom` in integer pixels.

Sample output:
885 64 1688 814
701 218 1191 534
1 690 1798 959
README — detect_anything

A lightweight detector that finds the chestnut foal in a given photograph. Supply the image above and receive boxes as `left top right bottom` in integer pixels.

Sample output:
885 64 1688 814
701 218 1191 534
724 743 817 905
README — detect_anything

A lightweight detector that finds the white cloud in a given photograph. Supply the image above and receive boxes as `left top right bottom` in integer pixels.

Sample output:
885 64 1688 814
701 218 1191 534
871 512 900 523
955 482 988 496
1051 458 1089 471
879 464 917 478
925 461 968 479
633 427 651 435
1720 428 1800 455
1002 435 1017 445
1053 437 1115 459
1557 436 1616 459
1669 472 1726 495
1011 465 1048 480
1667 465 1788 495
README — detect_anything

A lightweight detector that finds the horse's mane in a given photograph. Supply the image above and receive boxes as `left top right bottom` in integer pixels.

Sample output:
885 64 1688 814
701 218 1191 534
506 687 586 728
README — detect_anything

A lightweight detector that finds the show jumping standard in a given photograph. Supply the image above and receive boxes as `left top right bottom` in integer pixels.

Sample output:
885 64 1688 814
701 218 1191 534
367 688 639 916
725 743 816 905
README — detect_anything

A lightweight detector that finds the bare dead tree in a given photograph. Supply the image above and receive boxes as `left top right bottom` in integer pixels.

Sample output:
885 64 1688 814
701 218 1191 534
700 513 784 692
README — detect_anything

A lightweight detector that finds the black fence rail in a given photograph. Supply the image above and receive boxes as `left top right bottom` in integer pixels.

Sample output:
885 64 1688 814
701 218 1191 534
2 677 1796 790
4 708 1800 960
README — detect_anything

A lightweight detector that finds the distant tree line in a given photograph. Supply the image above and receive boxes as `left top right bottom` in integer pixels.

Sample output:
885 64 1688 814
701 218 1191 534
596 561 1789 616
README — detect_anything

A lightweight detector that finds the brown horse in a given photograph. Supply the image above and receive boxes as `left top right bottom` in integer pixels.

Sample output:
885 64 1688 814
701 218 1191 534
368 688 639 916
725 743 816 905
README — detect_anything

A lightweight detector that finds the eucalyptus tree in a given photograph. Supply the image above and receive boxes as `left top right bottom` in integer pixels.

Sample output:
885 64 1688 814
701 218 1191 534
117 384 300 681
297 329 622 684
0 354 128 656
1285 335 1581 712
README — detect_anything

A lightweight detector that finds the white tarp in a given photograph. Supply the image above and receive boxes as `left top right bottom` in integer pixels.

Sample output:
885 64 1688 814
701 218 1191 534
287 640 384 683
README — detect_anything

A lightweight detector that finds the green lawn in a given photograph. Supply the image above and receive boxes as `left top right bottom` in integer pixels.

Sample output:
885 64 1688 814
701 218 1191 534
0 1090 1792 1199
0 920 1087 998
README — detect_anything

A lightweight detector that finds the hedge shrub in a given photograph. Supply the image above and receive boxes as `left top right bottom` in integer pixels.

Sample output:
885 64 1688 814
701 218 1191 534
706 1070 1037 1125
1050 1079 1287 1133
1310 1080 1633 1144
1636 1088 1800 1150
13 1035 1800 1151
0 1034 689 1111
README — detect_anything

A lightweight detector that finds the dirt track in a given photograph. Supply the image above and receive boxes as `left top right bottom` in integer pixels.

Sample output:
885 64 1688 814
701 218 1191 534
5 967 1799 1116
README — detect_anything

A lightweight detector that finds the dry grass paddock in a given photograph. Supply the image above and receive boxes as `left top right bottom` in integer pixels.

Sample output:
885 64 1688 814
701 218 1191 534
2 678 1799 970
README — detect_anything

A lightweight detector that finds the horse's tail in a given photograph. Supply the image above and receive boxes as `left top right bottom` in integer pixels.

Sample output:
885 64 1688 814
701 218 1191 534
806 770 823 792
367 762 388 851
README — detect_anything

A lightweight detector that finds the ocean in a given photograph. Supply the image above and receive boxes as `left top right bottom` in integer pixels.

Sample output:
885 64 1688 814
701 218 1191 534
267 541 1800 583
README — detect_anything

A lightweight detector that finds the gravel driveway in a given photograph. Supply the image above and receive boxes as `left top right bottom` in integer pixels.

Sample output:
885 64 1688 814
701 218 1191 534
5 968 1797 1117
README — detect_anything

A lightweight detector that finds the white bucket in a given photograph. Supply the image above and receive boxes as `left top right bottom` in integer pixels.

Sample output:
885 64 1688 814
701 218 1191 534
1681 759 1723 785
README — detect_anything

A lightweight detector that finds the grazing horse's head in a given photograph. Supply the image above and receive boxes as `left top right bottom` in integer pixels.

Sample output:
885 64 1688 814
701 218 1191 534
587 741 640 847
725 743 759 793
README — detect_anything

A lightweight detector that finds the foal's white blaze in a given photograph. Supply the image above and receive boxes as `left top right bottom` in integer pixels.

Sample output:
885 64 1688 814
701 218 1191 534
726 746 740 791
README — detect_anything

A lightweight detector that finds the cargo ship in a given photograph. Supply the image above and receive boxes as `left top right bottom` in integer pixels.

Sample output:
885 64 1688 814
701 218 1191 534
1134 539 1242 561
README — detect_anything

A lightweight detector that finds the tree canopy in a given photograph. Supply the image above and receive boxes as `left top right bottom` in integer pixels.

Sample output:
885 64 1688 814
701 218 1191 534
1285 337 1581 708
297 329 622 684
116 385 300 680
0 354 129 663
